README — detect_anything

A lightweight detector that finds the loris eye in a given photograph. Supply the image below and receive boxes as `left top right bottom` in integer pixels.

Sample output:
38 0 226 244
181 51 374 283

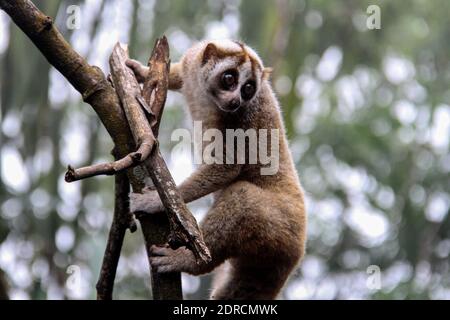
221 70 238 90
241 81 256 100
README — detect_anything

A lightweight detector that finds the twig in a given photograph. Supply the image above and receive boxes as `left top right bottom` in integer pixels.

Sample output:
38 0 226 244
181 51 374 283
64 142 152 182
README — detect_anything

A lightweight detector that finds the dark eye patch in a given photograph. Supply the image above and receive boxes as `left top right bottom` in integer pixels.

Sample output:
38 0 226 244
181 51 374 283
221 69 238 90
241 80 256 100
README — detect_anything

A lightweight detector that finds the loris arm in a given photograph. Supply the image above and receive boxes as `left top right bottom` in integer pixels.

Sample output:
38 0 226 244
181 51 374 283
178 163 241 203
126 59 183 90
130 164 241 214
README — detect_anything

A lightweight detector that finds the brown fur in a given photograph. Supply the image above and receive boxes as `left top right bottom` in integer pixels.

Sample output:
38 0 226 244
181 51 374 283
128 40 306 300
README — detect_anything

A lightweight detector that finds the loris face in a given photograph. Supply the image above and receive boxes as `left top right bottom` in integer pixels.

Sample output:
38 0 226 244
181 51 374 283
199 41 271 113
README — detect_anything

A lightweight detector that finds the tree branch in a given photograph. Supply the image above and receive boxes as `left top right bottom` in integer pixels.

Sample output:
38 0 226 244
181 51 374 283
96 171 130 300
0 0 184 299
64 140 152 182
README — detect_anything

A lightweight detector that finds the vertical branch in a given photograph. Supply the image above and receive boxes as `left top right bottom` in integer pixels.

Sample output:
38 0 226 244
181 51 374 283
140 212 182 300
96 171 130 300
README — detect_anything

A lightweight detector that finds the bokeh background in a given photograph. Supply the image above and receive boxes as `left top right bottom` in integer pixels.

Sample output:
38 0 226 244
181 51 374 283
0 0 449 300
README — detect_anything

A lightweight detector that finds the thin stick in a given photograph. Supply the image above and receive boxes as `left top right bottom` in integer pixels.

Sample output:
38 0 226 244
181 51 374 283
64 142 152 182
96 171 130 300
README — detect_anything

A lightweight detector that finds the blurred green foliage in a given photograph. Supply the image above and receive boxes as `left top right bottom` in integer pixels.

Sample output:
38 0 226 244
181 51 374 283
0 0 449 299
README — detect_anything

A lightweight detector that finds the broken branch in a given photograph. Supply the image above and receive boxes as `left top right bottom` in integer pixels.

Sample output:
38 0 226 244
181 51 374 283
143 38 171 136
64 141 152 182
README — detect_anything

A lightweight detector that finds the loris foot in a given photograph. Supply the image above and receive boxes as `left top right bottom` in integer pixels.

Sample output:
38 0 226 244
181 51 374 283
150 245 197 274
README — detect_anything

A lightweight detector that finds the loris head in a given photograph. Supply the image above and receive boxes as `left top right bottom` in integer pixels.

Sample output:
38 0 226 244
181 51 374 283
191 40 272 113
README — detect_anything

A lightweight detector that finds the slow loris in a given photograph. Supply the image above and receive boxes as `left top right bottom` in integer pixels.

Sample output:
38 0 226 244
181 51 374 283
126 40 306 299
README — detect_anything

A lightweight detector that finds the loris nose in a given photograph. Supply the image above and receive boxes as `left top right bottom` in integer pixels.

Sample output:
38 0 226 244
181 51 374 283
228 98 241 111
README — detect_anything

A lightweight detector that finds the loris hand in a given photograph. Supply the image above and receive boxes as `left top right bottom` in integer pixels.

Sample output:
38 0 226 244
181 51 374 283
130 188 164 215
126 59 149 83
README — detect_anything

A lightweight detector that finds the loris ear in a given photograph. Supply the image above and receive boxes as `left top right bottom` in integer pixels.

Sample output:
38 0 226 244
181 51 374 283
202 43 218 66
262 67 273 80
